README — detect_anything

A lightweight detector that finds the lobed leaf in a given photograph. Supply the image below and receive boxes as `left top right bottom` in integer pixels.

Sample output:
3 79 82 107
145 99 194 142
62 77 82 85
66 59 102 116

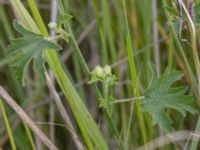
6 20 62 85
142 63 198 133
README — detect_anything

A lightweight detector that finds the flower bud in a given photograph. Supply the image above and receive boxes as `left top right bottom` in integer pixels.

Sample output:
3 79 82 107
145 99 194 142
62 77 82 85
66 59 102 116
48 22 57 29
94 66 104 78
104 65 111 75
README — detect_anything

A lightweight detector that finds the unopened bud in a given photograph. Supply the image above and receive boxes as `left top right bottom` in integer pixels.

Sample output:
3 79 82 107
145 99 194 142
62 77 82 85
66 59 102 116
48 22 57 29
94 66 104 78
104 65 111 75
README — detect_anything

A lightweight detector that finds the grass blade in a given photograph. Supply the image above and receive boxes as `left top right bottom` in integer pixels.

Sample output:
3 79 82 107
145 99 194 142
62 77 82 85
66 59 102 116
22 122 36 150
122 0 147 148
0 98 17 150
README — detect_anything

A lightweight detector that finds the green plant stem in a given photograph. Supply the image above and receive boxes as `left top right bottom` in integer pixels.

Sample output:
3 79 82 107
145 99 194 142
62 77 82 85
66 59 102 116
168 34 174 69
100 28 109 65
22 121 36 150
0 98 17 150
103 81 109 113
101 0 116 63
111 96 144 104
27 0 48 36
72 54 86 101
102 81 123 148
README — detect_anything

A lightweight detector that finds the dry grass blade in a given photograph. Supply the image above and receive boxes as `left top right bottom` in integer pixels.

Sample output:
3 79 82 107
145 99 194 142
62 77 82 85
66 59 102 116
152 0 160 76
45 72 84 150
136 130 199 150
49 0 58 145
0 0 50 9
0 86 58 150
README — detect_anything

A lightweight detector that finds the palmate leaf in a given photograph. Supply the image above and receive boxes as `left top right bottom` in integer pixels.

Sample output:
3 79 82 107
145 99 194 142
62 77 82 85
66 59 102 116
142 64 198 133
6 20 62 85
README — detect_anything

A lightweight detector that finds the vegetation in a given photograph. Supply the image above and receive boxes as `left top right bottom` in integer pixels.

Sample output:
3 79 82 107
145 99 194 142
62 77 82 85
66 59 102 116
0 0 200 149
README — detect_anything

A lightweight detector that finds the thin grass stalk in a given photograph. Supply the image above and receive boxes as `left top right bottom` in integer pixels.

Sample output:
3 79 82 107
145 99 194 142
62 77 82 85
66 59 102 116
122 0 147 148
168 34 174 69
136 130 191 150
0 98 17 150
22 122 36 150
49 0 58 144
49 103 55 144
158 23 174 68
152 0 160 76
100 28 109 65
143 0 153 89
101 0 116 63
126 36 147 147
110 96 144 104
72 54 86 101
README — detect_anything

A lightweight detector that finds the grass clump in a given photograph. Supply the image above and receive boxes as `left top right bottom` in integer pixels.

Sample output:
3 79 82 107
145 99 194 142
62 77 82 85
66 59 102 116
0 0 200 150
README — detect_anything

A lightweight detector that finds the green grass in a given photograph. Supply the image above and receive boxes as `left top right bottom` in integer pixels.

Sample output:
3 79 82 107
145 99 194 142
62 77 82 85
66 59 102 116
0 98 16 150
0 0 200 149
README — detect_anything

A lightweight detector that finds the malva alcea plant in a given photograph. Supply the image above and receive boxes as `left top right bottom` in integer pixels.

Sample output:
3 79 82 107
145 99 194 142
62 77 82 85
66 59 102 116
0 0 200 149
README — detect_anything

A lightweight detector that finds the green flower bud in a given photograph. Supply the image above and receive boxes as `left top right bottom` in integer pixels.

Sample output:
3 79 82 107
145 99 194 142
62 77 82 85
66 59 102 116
94 66 104 78
104 65 111 75
48 22 57 29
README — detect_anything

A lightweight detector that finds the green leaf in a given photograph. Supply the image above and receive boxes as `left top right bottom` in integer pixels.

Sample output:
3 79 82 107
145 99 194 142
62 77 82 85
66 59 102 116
6 20 62 85
57 13 73 26
142 64 198 133
163 5 178 16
